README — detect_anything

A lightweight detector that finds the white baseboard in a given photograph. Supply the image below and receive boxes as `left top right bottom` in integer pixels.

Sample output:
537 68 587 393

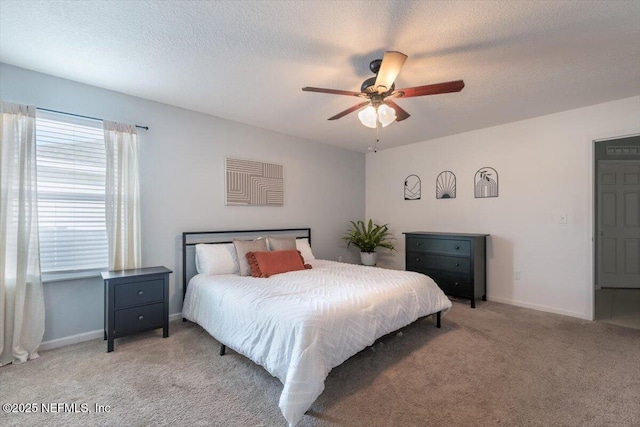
487 296 590 320
39 312 184 351
168 312 182 322
39 329 104 351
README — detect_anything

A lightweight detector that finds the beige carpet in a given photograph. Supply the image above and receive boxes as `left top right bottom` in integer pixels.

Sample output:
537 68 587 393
1 301 639 427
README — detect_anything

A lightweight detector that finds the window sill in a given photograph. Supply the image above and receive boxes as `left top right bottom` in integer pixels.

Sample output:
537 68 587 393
42 269 107 283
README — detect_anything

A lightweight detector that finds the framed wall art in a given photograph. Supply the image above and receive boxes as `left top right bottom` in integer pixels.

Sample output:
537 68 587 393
225 158 284 206
404 174 421 200
436 171 456 199
474 167 498 198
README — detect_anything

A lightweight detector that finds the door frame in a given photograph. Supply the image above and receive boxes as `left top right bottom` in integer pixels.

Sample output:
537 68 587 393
590 132 640 320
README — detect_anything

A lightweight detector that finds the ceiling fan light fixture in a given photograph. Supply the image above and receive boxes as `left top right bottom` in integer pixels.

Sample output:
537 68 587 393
303 51 463 129
377 104 396 127
358 105 378 128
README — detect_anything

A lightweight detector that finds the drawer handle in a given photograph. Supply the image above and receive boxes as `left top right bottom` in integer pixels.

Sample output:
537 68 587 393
416 243 421 247
455 263 460 267
455 246 460 250
416 258 420 262
138 290 144 296
138 315 144 320
454 282 459 286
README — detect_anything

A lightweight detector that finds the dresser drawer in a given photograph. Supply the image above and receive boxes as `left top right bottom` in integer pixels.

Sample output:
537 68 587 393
406 252 471 275
424 270 473 298
406 236 471 256
114 279 164 309
114 302 164 335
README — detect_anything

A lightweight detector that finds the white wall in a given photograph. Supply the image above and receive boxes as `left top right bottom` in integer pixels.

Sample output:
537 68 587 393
366 96 640 320
0 63 365 344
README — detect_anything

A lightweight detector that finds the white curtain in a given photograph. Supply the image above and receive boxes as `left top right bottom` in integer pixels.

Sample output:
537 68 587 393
0 101 45 366
104 121 141 271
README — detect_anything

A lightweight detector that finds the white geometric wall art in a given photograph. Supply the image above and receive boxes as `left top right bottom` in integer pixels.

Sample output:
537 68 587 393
225 158 284 206
436 171 456 199
474 167 498 198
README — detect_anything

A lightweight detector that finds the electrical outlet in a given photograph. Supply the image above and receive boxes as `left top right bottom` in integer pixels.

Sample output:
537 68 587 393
338 256 343 262
514 271 521 280
560 213 568 224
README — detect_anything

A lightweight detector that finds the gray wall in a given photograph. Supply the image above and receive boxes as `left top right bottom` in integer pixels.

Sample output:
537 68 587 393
0 63 366 343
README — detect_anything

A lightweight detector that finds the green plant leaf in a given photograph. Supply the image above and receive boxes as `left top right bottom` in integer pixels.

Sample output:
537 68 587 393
342 218 396 253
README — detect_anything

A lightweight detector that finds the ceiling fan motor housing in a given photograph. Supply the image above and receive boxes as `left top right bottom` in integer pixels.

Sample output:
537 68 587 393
361 78 395 95
361 58 394 94
361 77 377 94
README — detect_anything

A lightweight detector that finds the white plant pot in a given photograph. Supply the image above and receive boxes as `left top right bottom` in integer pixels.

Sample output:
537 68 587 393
360 252 377 266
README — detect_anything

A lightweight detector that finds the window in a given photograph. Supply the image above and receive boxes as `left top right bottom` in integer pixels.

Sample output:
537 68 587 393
35 111 108 275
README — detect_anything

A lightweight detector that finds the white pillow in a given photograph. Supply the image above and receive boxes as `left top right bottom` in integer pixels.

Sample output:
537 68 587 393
296 238 315 261
195 243 239 275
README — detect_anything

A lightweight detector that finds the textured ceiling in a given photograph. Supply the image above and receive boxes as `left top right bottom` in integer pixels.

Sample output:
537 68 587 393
1 0 639 152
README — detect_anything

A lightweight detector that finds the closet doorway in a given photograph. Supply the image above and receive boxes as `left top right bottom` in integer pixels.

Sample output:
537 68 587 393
594 136 640 329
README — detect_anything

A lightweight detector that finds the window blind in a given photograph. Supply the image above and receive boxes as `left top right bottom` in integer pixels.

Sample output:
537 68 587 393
36 111 108 273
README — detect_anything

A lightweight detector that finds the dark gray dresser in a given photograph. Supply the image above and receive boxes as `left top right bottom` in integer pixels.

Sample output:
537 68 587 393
102 266 172 352
404 232 489 308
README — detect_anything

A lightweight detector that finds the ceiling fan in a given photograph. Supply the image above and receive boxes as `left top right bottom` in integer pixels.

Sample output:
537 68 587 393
302 51 464 128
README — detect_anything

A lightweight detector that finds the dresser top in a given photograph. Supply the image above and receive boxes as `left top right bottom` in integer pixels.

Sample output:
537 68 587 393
403 231 490 238
101 266 172 280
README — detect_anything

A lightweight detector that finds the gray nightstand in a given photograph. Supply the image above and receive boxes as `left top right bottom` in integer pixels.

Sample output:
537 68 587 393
102 266 172 352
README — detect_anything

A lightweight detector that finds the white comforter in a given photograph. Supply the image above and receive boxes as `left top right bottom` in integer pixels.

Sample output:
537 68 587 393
182 259 451 426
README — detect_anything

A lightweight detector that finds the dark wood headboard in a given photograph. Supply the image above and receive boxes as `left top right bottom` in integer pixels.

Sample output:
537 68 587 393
181 228 311 299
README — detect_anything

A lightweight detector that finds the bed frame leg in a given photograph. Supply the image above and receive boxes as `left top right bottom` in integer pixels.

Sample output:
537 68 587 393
220 344 226 356
436 311 441 328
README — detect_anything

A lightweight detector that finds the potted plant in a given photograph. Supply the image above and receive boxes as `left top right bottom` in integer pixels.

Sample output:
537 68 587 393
343 219 395 266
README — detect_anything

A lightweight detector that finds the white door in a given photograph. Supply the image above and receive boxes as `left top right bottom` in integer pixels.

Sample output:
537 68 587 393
597 160 640 288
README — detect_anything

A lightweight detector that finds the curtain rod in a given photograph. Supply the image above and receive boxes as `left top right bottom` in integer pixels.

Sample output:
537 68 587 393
37 107 149 130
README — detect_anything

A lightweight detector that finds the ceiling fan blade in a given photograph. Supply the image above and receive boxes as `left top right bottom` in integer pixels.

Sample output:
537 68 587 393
328 101 371 120
302 87 366 97
374 51 408 93
393 80 465 98
385 100 410 122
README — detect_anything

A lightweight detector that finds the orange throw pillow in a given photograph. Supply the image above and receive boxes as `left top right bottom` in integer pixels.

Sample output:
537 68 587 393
246 250 312 278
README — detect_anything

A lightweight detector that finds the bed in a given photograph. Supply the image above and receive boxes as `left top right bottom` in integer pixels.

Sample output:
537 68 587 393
181 228 452 426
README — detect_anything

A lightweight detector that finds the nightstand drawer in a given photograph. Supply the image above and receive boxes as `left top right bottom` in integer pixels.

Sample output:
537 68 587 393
406 236 471 256
406 252 471 274
114 279 164 309
114 302 164 334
